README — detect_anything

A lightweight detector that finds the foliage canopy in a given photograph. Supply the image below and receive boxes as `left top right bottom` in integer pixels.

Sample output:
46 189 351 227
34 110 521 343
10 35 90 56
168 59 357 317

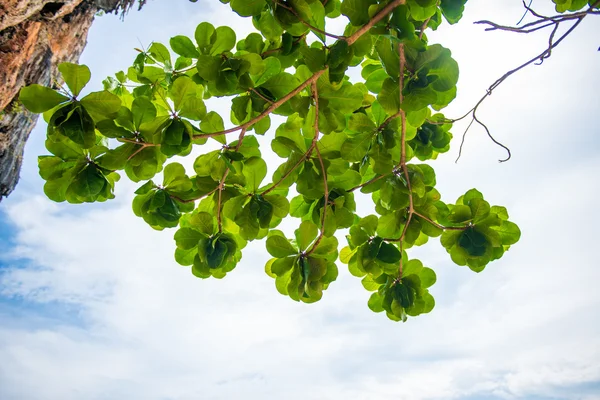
20 0 592 321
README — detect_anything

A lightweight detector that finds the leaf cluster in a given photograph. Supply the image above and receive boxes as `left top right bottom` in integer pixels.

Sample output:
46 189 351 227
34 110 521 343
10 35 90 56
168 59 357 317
18 0 532 322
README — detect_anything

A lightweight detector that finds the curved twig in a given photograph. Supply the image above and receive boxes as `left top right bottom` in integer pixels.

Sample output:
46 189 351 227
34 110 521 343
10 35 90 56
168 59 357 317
454 1 598 163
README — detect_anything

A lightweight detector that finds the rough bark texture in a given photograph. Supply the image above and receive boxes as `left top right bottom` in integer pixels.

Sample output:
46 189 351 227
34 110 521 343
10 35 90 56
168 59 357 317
0 0 136 201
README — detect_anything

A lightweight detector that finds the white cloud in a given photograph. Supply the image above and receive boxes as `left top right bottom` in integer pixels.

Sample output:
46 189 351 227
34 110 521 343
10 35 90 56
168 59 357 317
2 1 600 399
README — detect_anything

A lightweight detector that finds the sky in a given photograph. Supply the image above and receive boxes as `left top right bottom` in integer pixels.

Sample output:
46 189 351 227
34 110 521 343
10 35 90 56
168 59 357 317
1 1 599 399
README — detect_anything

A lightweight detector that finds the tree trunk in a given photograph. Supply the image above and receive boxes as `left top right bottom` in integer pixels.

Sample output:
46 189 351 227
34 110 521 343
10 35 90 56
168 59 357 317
0 0 139 201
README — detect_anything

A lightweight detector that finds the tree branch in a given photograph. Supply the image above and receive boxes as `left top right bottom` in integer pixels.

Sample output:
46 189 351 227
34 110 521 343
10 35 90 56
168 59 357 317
193 70 326 139
452 1 598 163
396 42 410 279
306 81 327 256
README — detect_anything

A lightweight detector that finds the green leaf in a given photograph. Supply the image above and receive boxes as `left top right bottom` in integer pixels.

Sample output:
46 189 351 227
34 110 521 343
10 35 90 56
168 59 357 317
377 241 401 263
264 194 290 218
195 22 215 50
271 257 296 276
256 10 283 41
320 83 363 114
295 220 318 251
131 97 157 130
196 55 222 81
170 35 200 58
341 0 377 25
493 221 521 246
19 85 69 113
231 0 266 16
49 103 96 149
260 73 301 99
70 164 106 200
266 235 298 258
58 63 91 97
171 76 198 112
440 0 467 24
243 157 267 192
378 78 400 115
80 91 121 122
210 26 236 56
252 57 281 87
163 162 187 187
95 143 137 170
377 212 403 239
341 132 373 162
148 42 171 65
190 212 216 235
200 112 225 142
175 228 204 250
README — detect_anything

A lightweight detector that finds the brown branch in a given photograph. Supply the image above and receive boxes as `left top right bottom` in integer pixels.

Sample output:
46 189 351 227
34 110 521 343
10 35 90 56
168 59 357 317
418 1 438 40
306 82 328 256
346 0 405 46
475 6 599 33
261 153 307 195
453 1 599 163
395 43 410 279
379 109 403 130
193 69 326 140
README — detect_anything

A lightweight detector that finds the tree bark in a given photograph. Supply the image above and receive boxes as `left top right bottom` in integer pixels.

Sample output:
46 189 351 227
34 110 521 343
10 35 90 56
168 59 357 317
0 0 138 201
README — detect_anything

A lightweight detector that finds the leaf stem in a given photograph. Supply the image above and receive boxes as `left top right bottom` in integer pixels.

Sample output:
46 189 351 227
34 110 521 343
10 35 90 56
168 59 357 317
170 187 218 204
413 211 467 231
216 128 247 232
348 173 388 193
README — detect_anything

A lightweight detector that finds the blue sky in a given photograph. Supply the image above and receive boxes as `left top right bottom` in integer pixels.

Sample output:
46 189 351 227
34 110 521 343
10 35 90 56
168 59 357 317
1 1 600 399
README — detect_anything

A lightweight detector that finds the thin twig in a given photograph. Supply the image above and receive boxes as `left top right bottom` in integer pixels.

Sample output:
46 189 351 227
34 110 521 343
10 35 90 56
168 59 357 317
516 0 534 25
418 1 438 40
170 187 218 204
454 1 598 163
262 153 307 195
348 173 388 193
379 109 403 130
306 82 327 256
413 211 467 231
275 1 344 41
250 88 273 104
346 0 405 46
193 70 326 139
